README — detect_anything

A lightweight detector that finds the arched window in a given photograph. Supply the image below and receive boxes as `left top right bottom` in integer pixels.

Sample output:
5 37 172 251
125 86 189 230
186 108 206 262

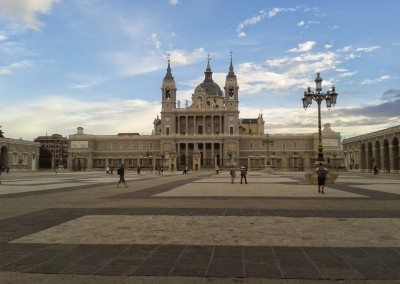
165 90 171 99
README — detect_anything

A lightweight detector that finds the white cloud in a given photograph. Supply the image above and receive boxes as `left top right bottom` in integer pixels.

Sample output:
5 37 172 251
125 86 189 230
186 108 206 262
0 0 61 30
297 20 320 28
0 60 31 75
1 95 161 140
324 44 333 49
169 0 180 6
361 75 393 85
297 21 305 27
147 33 161 49
237 6 302 37
169 48 205 65
356 46 381 52
69 73 104 89
268 7 296 18
287 41 316 53
108 47 205 77
330 25 338 30
0 34 7 41
338 71 357 78
236 9 267 37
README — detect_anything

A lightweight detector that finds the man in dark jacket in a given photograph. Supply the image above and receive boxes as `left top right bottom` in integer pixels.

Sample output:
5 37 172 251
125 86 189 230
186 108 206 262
117 164 128 188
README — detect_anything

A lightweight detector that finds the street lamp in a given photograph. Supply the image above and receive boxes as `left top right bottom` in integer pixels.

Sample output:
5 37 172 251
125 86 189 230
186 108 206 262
262 133 273 172
302 72 338 162
333 152 337 170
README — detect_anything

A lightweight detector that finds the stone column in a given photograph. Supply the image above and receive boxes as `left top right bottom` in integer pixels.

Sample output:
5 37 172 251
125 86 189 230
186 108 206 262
389 145 394 173
219 116 222 134
185 115 189 135
203 116 206 135
177 116 180 135
203 143 206 165
219 143 222 166
211 143 215 165
87 155 93 170
67 154 73 171
211 116 214 134
185 142 189 165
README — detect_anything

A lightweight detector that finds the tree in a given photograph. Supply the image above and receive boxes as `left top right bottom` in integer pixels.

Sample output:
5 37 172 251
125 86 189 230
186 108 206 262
39 146 52 169
0 127 4 138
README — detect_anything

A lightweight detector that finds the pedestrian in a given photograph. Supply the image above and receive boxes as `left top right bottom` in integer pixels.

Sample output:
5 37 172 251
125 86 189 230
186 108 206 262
6 167 9 174
373 165 379 175
183 165 188 174
316 163 328 194
137 166 141 174
216 165 219 174
155 165 159 175
229 166 236 184
106 166 110 174
160 167 164 175
116 164 128 188
240 164 247 184
110 167 114 174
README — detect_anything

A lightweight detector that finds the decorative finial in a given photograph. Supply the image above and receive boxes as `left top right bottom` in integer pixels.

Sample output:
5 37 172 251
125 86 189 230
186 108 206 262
206 53 211 71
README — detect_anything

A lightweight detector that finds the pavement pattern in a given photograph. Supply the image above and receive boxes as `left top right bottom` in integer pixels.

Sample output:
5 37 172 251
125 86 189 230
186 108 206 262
0 169 399 283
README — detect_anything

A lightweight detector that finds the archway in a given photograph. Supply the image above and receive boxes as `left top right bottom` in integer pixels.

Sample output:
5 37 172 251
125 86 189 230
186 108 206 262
393 137 399 172
383 139 390 172
374 140 381 169
360 143 366 170
367 142 373 171
0 146 7 168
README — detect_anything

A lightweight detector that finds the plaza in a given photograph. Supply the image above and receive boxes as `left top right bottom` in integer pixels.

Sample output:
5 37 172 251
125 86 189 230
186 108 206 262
0 170 399 282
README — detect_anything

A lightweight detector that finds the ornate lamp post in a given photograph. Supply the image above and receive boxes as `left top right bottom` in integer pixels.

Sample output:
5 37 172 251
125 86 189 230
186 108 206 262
262 133 273 172
302 72 338 163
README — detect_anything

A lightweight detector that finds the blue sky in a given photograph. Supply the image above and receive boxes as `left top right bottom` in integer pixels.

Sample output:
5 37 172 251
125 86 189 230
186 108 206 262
0 0 399 140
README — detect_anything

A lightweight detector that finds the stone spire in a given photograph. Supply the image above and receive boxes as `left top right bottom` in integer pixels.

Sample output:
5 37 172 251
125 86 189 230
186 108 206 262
227 51 236 79
204 54 213 82
163 53 174 81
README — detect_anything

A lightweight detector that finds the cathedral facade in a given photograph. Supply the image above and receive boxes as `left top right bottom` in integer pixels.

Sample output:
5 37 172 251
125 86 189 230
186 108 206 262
67 58 343 171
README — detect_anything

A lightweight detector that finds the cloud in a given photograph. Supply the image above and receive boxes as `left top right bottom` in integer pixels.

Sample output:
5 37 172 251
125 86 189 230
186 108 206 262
237 6 307 37
268 7 296 18
338 71 357 78
236 9 268 38
169 0 180 6
0 34 7 41
361 75 393 85
147 33 161 49
297 20 320 28
108 47 205 77
69 73 104 89
0 60 31 75
287 41 317 53
324 44 333 49
1 95 161 140
0 0 61 30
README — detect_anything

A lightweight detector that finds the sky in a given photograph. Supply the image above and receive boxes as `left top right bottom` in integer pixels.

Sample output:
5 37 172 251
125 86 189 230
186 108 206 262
0 0 399 141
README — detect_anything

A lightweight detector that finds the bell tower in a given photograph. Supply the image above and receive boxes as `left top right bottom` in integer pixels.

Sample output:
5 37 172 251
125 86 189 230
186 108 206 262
224 52 239 111
161 55 176 112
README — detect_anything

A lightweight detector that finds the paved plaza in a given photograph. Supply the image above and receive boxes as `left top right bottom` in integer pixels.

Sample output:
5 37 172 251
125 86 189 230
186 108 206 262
0 170 400 283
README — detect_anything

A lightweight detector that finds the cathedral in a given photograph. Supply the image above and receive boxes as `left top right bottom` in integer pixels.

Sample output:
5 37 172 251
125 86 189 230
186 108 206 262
68 57 343 171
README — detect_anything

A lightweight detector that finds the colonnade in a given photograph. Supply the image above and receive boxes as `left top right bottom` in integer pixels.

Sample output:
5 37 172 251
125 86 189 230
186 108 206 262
176 115 224 135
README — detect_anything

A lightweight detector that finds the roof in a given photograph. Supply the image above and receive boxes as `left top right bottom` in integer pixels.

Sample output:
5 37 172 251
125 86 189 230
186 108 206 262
241 119 258 124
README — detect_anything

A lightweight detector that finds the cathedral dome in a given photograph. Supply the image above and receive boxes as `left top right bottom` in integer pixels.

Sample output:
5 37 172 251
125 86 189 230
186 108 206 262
195 58 223 96
195 81 223 96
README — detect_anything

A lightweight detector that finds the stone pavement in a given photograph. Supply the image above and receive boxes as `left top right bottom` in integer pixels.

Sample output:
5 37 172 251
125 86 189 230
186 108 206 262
0 170 399 283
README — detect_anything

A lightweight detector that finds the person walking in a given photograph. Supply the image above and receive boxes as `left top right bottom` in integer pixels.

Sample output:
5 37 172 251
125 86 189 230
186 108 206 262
240 165 247 184
316 163 328 194
106 166 110 174
216 166 219 174
117 164 128 188
229 166 236 184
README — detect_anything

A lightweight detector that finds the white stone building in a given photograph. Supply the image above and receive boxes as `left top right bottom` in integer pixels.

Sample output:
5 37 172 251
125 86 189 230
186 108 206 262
68 58 343 171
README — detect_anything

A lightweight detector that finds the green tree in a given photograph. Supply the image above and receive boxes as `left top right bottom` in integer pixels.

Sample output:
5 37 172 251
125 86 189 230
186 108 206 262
39 146 52 169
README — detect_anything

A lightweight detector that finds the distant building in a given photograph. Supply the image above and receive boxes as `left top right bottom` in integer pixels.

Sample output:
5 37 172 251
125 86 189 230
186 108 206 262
68 58 343 171
34 134 69 168
342 125 400 173
0 127 40 171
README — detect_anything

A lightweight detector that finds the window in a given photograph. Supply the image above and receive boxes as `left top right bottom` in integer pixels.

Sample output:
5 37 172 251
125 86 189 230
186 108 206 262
148 159 153 166
119 142 123 149
197 125 203 134
166 127 170 135
118 159 122 165
149 142 153 149
128 159 133 166
23 153 27 165
12 153 18 165
138 142 143 149
282 142 286 148
249 142 253 149
293 142 297 148
229 126 234 135
165 89 171 99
